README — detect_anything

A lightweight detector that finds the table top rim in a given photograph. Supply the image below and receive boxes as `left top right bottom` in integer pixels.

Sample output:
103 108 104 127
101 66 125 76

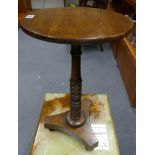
20 7 134 44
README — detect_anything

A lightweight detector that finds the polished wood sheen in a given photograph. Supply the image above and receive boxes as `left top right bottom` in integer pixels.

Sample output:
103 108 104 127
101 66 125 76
20 7 134 151
20 7 133 44
45 99 98 150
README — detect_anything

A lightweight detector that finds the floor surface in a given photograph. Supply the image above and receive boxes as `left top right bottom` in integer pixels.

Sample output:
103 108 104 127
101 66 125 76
18 29 136 155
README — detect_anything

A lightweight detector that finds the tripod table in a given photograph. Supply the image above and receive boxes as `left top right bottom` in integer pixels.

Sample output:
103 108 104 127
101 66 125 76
20 7 133 151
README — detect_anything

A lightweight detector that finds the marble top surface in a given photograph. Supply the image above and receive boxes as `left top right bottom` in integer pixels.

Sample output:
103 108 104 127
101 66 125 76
30 94 120 155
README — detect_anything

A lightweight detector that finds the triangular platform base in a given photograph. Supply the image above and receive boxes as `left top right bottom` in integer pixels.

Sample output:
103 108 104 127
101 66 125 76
44 99 98 151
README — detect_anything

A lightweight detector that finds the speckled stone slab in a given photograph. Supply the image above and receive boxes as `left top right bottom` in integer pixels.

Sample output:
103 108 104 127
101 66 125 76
30 94 120 155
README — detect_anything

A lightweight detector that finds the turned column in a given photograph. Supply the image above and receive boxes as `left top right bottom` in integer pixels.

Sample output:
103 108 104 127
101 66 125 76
67 45 85 127
44 44 98 150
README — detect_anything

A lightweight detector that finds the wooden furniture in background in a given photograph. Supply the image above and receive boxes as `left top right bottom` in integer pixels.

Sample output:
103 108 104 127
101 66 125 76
79 0 109 8
110 0 135 14
111 38 136 107
108 0 136 107
18 0 31 13
18 0 32 28
64 0 67 7
126 0 136 9
117 38 136 107
20 7 133 150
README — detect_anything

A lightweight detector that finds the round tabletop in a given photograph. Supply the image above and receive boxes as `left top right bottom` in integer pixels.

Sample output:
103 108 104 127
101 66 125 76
20 7 133 44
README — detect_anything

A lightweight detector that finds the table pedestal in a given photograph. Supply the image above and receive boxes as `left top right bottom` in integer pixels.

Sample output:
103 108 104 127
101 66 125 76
44 45 98 150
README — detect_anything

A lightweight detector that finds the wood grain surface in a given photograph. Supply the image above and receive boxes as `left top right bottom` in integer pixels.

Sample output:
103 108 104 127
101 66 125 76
20 7 133 44
116 38 136 107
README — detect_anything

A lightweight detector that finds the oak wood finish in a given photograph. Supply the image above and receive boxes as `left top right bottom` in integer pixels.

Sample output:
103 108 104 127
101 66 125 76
20 7 133 44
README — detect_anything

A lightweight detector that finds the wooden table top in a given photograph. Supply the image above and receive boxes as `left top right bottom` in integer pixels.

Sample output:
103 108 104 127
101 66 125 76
20 7 133 44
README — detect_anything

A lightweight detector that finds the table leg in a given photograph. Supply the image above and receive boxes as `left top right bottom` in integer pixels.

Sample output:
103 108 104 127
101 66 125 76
66 45 85 127
44 45 98 150
79 0 83 6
